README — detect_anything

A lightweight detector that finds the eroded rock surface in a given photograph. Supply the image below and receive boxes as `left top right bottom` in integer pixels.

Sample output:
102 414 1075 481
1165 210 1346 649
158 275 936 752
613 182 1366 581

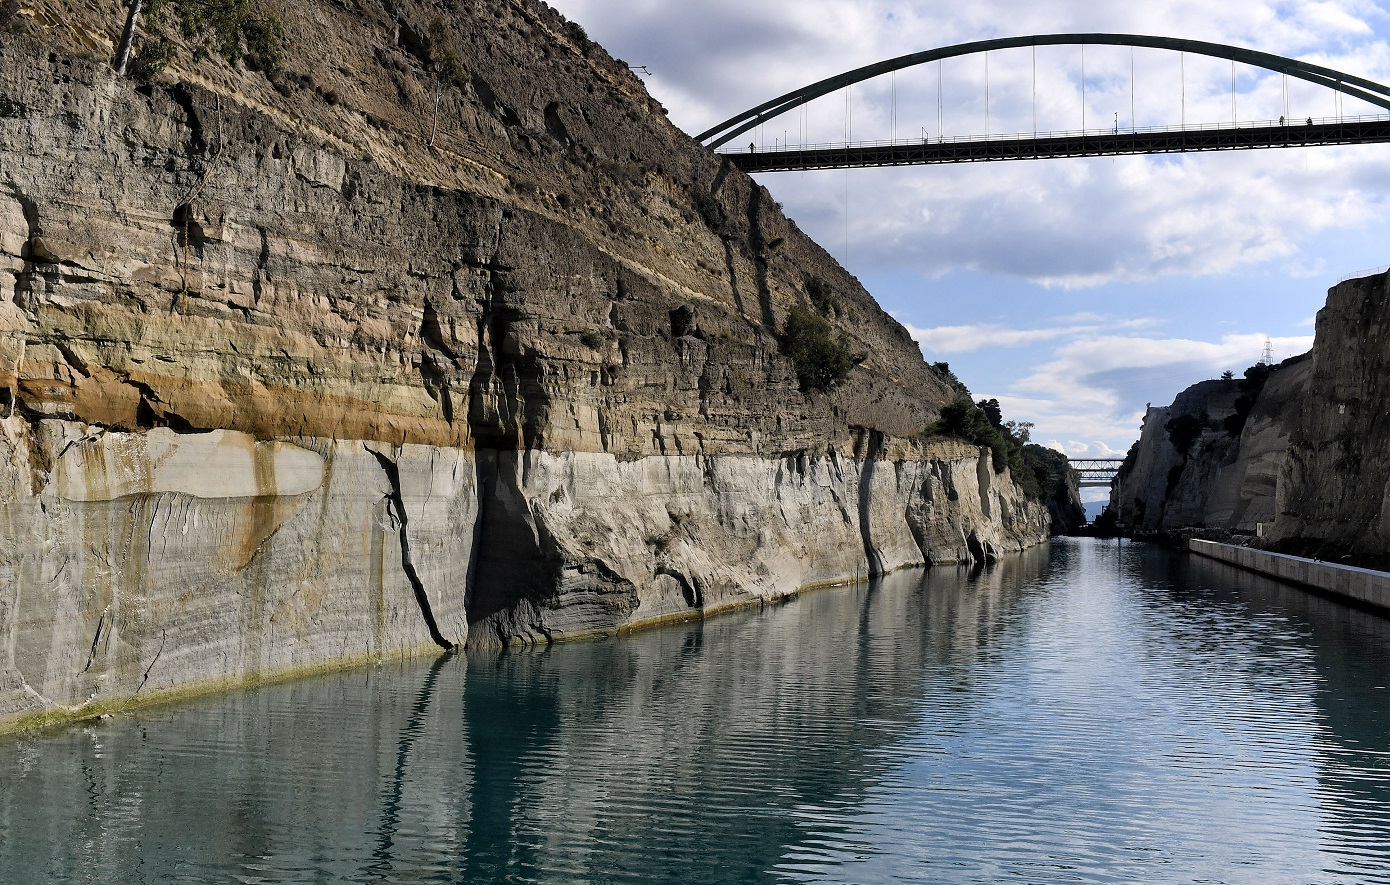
0 0 1050 731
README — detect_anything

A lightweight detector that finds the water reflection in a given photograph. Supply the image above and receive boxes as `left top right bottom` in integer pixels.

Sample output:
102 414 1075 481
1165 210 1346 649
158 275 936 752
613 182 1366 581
454 551 1051 884
0 540 1388 883
1183 554 1390 879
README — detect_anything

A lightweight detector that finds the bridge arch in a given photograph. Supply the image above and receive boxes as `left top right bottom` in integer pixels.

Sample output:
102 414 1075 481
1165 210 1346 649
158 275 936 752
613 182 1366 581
698 34 1390 150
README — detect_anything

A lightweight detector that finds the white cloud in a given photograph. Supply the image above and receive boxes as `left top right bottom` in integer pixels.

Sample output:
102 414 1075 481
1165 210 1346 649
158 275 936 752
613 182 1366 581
548 1 1377 452
1049 440 1132 458
903 316 1162 353
983 331 1316 450
903 322 1085 353
552 0 1390 288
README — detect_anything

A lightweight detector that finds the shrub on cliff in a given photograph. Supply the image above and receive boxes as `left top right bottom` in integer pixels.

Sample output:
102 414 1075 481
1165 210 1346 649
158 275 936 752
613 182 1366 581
931 398 1009 472
1164 412 1206 456
426 16 468 90
930 397 1037 475
1019 443 1077 510
121 0 284 77
1223 361 1278 437
692 191 727 233
806 277 837 317
781 305 857 392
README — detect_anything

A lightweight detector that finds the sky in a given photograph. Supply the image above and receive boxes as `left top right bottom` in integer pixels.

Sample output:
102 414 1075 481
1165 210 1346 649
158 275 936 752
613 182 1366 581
547 0 1390 492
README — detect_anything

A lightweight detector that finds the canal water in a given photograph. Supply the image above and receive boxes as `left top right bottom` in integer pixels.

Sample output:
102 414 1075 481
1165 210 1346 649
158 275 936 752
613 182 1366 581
2 538 1389 884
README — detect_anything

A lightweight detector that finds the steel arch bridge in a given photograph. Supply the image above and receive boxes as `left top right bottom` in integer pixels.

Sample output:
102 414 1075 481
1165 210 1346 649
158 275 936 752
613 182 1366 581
698 34 1390 169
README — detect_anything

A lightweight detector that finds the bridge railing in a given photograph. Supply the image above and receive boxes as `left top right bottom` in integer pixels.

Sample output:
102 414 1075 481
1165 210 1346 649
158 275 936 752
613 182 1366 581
1337 263 1390 283
721 112 1390 154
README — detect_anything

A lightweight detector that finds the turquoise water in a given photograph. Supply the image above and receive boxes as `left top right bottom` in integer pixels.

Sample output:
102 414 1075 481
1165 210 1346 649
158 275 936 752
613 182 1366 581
2 538 1389 884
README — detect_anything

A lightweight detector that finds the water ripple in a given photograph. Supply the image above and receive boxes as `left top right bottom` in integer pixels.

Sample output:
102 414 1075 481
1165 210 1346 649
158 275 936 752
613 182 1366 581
2 539 1390 883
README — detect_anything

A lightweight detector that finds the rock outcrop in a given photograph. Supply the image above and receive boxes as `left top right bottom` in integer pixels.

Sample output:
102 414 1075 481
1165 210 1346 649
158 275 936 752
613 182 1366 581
1272 272 1390 567
1111 269 1390 570
0 0 1050 732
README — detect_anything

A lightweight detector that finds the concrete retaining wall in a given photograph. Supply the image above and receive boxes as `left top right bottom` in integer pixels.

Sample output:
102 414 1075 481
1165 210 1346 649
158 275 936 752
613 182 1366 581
1190 539 1390 613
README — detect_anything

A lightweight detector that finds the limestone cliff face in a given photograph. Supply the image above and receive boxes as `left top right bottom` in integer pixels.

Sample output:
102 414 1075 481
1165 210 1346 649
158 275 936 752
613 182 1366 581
1112 361 1309 535
1272 272 1390 567
0 0 1050 731
1113 269 1390 569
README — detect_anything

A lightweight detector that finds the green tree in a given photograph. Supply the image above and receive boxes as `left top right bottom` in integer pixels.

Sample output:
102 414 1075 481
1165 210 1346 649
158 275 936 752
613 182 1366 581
782 305 856 392
116 0 283 76
931 397 1036 475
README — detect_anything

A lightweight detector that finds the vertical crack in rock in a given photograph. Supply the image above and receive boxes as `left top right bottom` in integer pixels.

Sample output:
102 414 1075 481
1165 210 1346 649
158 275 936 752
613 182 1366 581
167 83 207 156
80 610 106 674
419 300 457 424
746 184 776 329
856 429 886 577
368 447 454 651
135 630 166 694
7 185 41 313
252 227 270 305
721 239 747 321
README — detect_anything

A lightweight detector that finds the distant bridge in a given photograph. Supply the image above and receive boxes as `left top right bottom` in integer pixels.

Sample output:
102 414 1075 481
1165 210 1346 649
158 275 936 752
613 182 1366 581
1068 459 1125 489
700 33 1390 169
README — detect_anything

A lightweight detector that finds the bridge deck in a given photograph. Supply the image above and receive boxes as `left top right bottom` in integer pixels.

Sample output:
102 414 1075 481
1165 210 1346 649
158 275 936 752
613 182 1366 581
724 119 1390 172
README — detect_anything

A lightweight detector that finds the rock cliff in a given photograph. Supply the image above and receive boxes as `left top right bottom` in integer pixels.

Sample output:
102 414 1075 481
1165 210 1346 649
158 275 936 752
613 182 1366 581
1111 269 1390 570
1273 272 1390 568
0 0 1050 732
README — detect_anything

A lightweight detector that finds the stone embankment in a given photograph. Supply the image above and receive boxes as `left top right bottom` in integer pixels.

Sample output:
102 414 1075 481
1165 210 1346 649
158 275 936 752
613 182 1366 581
0 0 1051 733
1190 540 1390 614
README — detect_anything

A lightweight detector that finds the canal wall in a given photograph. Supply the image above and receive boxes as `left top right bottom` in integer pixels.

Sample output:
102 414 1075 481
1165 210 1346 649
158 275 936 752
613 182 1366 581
1190 540 1390 614
0 1 1054 733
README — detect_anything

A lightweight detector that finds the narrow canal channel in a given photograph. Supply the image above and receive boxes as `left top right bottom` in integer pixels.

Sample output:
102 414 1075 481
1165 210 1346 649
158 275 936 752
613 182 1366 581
2 538 1388 884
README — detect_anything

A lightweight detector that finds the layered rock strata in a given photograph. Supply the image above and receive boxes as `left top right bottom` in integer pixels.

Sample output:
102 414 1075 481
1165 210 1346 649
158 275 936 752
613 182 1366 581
0 0 1050 732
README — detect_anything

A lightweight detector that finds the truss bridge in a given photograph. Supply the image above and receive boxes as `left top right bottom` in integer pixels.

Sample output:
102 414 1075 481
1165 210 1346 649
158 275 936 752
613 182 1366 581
1068 459 1125 488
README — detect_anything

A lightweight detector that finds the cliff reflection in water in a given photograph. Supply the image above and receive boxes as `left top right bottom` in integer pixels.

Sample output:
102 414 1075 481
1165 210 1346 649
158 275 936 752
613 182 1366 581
2 540 1390 884
1182 554 1390 874
0 555 1043 884
455 550 1047 883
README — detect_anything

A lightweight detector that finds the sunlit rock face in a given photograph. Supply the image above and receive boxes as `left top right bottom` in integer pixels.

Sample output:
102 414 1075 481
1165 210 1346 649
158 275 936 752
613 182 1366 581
1112 364 1311 536
1112 269 1390 569
0 0 1049 731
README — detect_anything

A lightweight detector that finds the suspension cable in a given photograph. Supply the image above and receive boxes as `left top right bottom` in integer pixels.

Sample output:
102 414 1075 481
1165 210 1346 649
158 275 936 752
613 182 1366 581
1081 44 1086 131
